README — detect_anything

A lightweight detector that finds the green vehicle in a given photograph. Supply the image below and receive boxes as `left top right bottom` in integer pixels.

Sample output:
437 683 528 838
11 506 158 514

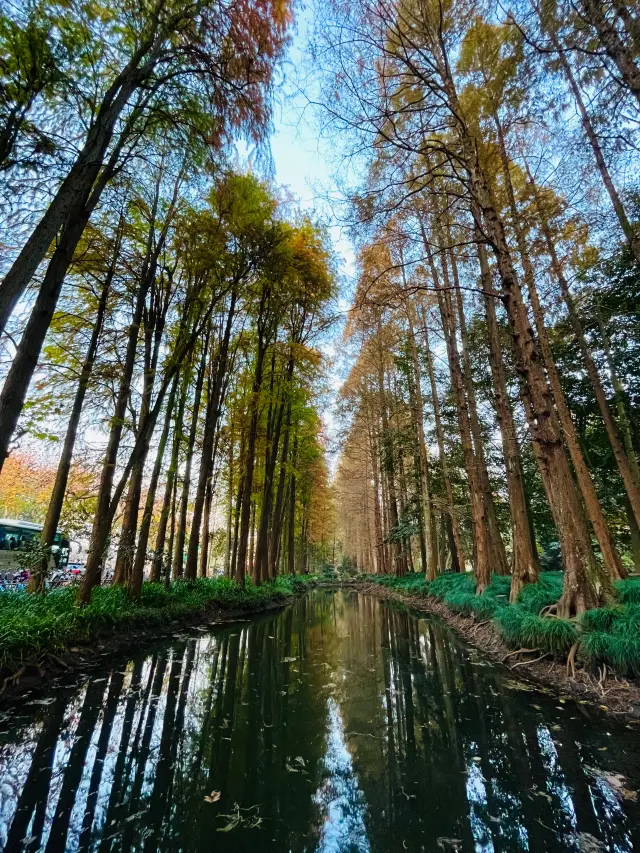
0 518 70 575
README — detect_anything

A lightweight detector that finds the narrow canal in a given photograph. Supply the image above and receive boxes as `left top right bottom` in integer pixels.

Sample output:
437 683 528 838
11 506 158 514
1 590 639 852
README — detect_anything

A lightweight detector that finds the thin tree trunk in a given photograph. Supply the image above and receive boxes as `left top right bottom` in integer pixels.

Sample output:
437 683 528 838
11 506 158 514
287 438 297 574
235 311 269 584
579 0 640 107
478 242 539 601
134 371 179 584
185 292 237 580
420 305 466 572
525 159 640 530
152 366 189 582
404 294 438 579
447 240 511 578
223 430 234 577
172 339 208 580
78 249 150 603
30 240 117 592
544 21 640 262
420 220 491 589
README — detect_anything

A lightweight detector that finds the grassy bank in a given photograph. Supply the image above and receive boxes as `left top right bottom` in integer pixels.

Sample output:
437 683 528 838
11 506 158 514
361 571 640 677
0 575 314 678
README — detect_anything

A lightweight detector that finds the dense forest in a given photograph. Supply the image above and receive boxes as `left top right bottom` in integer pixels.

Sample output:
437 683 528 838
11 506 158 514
2 2 640 849
326 0 640 619
0 0 338 603
0 0 639 624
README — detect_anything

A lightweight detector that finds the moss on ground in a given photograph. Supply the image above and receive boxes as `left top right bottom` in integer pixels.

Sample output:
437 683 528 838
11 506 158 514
0 575 314 675
360 571 640 677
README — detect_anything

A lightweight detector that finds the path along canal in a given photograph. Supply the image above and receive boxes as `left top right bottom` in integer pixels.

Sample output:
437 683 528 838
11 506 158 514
1 589 639 852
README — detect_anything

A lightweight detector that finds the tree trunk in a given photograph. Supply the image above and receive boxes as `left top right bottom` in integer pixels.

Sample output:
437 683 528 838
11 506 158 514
376 328 405 576
449 72 614 611
185 292 237 580
269 400 292 578
132 371 179 585
117 290 168 593
544 20 640 263
223 430 234 577
420 221 492 589
0 37 163 333
525 159 640 531
478 242 539 602
78 251 150 604
172 340 208 580
287 438 297 575
420 305 466 572
495 119 625 581
151 366 189 582
579 0 640 107
404 295 439 579
30 242 116 592
447 241 511 578
235 313 269 584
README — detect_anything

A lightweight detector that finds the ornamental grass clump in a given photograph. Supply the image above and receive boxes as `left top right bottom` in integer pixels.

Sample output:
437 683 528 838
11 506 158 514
516 572 563 613
494 606 578 656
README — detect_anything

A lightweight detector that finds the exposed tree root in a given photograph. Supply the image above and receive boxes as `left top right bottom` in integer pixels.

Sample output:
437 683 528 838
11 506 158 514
470 620 490 637
566 641 580 679
502 647 541 663
510 653 550 670
0 665 27 697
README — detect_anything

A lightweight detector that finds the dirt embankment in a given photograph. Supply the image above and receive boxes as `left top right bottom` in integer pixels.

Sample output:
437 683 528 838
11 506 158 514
343 580 640 722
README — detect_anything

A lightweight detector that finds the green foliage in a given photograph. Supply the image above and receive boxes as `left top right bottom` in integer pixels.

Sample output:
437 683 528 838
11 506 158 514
0 576 310 674
516 572 564 613
494 607 578 656
615 577 640 604
581 633 640 677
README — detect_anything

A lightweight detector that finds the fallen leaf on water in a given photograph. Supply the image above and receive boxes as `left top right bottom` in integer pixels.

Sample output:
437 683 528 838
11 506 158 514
204 791 221 803
281 656 296 663
436 837 462 851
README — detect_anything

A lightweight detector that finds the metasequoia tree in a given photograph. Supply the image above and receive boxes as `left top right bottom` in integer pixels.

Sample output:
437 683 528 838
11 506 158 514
318 0 638 613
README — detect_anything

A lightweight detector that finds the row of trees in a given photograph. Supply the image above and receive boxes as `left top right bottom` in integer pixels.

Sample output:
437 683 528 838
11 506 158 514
325 0 640 616
0 0 336 599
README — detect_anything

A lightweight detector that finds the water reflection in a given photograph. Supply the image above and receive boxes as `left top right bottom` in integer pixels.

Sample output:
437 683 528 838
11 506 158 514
314 698 370 853
0 590 639 852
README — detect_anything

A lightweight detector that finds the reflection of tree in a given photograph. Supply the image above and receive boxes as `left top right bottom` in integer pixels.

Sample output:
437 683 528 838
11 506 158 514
2 591 640 852
3 697 68 853
44 677 109 852
78 670 126 853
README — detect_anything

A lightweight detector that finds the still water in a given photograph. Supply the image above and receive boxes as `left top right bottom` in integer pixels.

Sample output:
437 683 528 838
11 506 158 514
1 590 640 852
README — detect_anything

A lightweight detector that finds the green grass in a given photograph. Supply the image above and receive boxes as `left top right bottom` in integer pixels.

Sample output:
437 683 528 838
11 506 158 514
357 570 640 677
0 575 314 674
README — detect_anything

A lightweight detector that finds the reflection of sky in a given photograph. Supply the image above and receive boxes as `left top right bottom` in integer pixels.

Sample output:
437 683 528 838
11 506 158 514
314 698 371 853
465 743 495 853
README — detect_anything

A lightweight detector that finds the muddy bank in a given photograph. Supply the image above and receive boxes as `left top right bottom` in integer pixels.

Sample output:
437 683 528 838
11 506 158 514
346 580 640 721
